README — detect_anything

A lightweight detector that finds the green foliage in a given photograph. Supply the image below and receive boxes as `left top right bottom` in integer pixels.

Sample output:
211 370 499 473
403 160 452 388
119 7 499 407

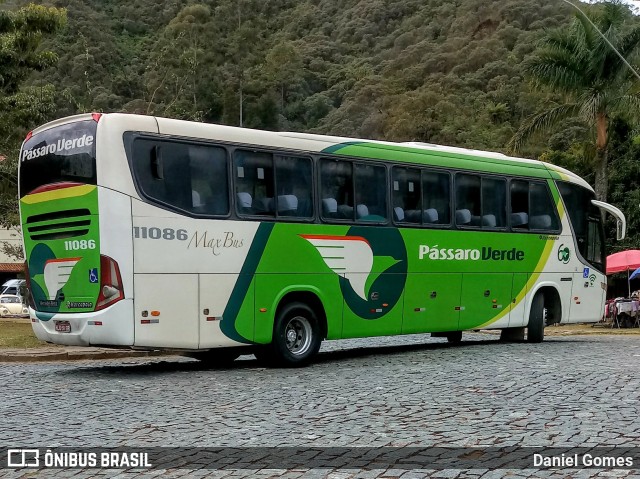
0 0 638 248
0 4 66 94
0 2 65 239
509 1 640 201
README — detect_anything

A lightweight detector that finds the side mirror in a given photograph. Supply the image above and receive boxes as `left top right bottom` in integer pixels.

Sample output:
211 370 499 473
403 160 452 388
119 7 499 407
592 200 626 241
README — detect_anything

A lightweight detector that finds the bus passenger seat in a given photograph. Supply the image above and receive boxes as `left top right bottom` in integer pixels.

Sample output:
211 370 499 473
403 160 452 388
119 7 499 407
530 215 551 229
338 204 354 219
455 209 471 225
424 208 438 224
393 207 405 222
254 197 274 213
405 210 421 223
322 198 337 217
192 190 205 208
277 195 298 216
356 204 369 219
482 214 496 227
511 212 528 227
237 192 253 213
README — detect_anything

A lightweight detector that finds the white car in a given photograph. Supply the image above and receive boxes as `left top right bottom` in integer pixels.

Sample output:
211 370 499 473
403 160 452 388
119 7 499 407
0 295 29 317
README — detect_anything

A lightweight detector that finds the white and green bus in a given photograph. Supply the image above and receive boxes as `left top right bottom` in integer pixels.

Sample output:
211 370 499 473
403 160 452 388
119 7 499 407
19 113 626 365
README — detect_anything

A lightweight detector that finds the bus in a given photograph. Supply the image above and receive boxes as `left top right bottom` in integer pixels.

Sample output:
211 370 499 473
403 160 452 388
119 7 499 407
19 113 626 366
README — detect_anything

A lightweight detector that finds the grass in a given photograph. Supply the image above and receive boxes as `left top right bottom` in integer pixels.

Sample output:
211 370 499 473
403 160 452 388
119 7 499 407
543 322 640 336
0 319 637 350
0 320 52 349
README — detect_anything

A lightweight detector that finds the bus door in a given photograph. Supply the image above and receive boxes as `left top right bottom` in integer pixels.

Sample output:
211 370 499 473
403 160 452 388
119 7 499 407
459 273 513 330
570 266 605 323
401 273 461 333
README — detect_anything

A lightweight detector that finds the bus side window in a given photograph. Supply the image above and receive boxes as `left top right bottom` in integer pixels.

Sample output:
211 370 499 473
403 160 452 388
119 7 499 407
455 174 481 227
482 177 506 228
234 150 275 217
423 170 451 226
188 145 229 216
320 159 353 221
510 180 529 229
392 166 421 224
355 163 387 222
530 182 559 231
275 155 313 218
133 140 191 211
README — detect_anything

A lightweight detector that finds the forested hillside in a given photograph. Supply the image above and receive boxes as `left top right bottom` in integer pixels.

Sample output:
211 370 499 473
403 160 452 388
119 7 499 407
2 0 640 249
21 0 568 148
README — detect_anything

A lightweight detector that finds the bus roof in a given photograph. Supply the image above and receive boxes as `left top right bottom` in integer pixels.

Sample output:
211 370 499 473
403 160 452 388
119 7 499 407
28 112 594 192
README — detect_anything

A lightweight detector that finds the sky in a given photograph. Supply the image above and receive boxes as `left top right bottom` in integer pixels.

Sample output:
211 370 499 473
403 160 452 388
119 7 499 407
589 0 640 12
619 0 640 11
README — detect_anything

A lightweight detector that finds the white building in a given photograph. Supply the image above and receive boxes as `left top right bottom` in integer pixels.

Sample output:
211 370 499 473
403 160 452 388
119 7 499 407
0 227 24 283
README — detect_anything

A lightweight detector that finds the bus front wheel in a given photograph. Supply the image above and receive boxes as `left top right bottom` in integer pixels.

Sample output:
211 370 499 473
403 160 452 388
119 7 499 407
264 302 322 367
527 293 545 343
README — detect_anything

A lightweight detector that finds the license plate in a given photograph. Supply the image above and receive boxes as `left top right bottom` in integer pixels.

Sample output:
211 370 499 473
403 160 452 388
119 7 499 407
54 321 71 333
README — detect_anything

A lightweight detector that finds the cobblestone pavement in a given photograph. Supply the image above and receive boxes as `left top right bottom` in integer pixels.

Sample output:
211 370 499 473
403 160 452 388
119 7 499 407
2 333 639 478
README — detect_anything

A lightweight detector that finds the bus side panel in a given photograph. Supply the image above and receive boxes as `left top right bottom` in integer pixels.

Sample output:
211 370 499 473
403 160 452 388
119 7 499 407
341 273 404 338
507 273 529 327
199 273 253 348
134 274 199 348
98 188 135 300
401 273 461 333
460 273 513 330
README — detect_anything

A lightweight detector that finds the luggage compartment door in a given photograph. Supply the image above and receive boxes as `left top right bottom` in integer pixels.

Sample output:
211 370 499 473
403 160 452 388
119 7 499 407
134 274 199 348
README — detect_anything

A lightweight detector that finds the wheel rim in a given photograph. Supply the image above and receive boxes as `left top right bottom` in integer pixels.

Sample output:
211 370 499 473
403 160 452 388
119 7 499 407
284 315 312 356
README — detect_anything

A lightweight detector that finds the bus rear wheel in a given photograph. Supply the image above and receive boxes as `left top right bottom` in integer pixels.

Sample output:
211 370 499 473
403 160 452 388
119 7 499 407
263 302 322 367
527 293 545 343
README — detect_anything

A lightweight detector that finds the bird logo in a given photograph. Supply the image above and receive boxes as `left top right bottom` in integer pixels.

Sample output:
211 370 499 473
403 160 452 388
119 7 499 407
42 257 81 300
300 229 406 319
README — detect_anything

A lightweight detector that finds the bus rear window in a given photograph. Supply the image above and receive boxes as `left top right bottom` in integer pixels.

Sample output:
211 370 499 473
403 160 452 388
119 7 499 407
19 120 97 197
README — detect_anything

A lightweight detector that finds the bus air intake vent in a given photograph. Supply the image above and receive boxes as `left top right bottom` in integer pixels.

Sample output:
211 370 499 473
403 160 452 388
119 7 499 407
25 209 92 240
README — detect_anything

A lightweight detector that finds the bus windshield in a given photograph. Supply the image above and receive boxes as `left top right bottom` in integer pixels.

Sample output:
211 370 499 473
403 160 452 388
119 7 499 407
557 181 605 273
19 120 97 197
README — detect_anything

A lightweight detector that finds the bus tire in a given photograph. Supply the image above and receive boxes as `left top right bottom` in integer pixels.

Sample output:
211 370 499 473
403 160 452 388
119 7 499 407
447 331 462 343
187 348 241 366
527 293 545 343
268 301 322 367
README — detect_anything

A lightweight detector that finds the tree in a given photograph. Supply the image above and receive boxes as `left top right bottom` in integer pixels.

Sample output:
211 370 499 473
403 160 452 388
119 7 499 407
509 1 640 201
144 4 218 121
0 2 66 259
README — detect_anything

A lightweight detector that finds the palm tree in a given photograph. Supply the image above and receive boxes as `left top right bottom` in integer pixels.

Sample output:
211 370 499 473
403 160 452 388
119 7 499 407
509 1 640 201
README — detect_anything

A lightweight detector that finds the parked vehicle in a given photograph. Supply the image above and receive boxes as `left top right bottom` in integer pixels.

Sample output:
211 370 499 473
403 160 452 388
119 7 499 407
0 295 29 317
1 279 26 299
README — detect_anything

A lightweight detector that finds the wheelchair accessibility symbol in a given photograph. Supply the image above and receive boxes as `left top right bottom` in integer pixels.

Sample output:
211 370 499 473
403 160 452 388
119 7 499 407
89 268 98 284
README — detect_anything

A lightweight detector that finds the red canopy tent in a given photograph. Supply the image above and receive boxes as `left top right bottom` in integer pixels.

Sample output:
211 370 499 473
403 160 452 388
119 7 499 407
606 250 640 274
606 250 640 297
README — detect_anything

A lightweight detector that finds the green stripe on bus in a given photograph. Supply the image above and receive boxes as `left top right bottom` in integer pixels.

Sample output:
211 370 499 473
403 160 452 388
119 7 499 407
220 222 275 344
